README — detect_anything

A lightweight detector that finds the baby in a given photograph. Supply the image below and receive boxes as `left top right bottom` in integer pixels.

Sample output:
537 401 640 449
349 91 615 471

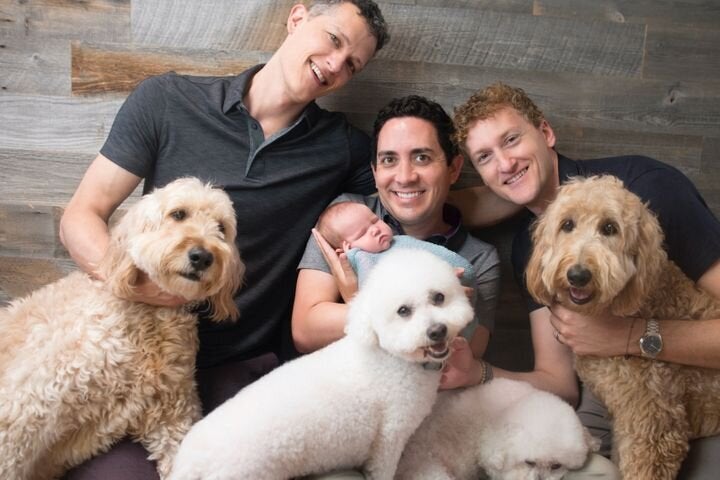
315 201 476 289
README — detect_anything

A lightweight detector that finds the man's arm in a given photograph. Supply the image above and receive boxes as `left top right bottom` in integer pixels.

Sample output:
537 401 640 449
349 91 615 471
549 260 720 369
448 185 522 228
60 154 185 306
291 269 348 353
492 307 579 405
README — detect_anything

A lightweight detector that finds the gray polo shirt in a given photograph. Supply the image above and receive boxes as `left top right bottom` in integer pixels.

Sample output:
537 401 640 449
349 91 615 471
298 194 501 332
101 66 375 366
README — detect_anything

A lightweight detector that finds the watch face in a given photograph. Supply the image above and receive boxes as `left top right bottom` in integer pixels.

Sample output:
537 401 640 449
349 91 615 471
641 335 663 355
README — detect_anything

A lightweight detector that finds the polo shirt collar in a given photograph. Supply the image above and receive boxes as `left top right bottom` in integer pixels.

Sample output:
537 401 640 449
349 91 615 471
223 64 322 127
380 203 468 252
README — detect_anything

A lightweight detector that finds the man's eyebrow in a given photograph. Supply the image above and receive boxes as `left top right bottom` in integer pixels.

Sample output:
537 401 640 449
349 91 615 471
409 147 434 155
376 150 398 157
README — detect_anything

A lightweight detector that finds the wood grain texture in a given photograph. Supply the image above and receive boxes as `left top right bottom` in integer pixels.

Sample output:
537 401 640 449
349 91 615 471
0 256 78 306
0 93 123 153
0 203 65 259
72 42 270 95
644 24 720 83
0 27 70 95
533 0 720 29
0 0 130 42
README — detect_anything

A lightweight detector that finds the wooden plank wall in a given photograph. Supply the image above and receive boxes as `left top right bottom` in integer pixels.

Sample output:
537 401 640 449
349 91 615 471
2 0 719 368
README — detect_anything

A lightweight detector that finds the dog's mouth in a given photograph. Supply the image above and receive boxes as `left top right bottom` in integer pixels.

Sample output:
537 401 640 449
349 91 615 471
179 271 202 282
423 341 450 360
568 287 593 305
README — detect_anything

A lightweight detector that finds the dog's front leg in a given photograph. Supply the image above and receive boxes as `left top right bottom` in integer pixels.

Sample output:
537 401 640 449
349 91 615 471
135 388 202 479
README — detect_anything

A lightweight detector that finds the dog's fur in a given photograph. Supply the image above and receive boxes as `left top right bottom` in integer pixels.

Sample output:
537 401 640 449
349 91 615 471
526 175 720 479
0 178 243 480
397 378 597 480
169 249 474 480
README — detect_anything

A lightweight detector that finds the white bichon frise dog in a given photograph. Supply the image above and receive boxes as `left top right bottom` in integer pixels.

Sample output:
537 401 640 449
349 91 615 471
397 378 599 480
0 178 243 480
169 249 474 480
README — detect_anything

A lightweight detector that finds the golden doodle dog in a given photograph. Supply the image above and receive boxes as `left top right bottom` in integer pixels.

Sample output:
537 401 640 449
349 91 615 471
0 178 243 480
526 175 720 479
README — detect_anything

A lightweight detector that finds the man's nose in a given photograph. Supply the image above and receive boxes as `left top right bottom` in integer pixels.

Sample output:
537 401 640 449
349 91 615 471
326 50 346 74
496 150 517 173
396 159 418 183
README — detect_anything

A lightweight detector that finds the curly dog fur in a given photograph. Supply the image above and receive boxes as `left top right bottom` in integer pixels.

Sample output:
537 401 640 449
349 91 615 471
0 178 243 480
169 249 474 480
526 175 720 479
397 378 598 480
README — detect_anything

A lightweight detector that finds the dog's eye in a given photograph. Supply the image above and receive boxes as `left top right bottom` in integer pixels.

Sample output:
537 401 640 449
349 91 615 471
550 463 562 470
600 221 618 236
397 305 412 317
170 209 187 221
525 460 536 467
560 219 574 232
430 291 445 305
218 222 226 234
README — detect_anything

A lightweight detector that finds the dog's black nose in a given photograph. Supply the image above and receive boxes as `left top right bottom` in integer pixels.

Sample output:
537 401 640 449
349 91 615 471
188 247 214 271
426 323 447 342
567 264 592 287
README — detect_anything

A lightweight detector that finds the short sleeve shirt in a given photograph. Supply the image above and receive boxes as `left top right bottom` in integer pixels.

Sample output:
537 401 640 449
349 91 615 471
101 67 375 367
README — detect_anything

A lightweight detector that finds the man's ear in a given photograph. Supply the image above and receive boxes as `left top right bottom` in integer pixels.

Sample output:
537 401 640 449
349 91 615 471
539 118 556 148
287 3 309 34
449 154 464 184
342 240 352 252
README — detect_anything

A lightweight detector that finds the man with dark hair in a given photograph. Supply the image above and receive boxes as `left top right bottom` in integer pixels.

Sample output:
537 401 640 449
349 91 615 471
293 95 501 392
59 2 388 479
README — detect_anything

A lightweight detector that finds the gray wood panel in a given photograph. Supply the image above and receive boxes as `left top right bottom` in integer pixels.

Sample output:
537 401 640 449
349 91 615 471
0 94 123 153
0 256 78 306
644 24 720 83
533 0 720 29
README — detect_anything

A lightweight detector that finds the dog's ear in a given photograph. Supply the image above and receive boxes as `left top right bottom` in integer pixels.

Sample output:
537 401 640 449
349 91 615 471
611 199 666 316
344 291 379 346
206 243 244 322
526 216 555 306
96 194 162 299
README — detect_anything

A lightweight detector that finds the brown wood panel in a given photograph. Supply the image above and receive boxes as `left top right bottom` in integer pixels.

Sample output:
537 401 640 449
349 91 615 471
413 0 531 12
643 24 720 83
0 204 66 259
0 256 78 306
0 27 70 95
533 0 720 29
71 42 270 95
319 59 720 137
0 93 123 153
0 0 130 42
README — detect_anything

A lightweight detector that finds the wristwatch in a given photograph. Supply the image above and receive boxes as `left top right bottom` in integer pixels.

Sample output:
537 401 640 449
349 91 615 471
639 319 663 359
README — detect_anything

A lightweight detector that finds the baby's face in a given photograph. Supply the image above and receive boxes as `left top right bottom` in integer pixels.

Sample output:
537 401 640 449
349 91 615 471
341 206 394 253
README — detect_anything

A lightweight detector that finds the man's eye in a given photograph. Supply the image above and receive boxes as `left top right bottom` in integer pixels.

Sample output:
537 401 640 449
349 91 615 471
475 153 491 165
346 61 356 74
414 154 430 163
379 157 396 166
505 134 519 145
329 32 339 46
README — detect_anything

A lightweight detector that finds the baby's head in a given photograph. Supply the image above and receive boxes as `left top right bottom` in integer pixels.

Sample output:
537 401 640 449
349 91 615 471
317 202 394 253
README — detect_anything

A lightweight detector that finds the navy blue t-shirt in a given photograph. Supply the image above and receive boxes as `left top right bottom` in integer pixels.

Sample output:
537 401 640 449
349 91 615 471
101 67 375 366
513 154 720 312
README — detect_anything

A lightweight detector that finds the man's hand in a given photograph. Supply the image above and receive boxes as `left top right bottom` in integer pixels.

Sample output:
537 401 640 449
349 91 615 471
439 337 484 390
312 228 358 303
124 271 187 307
549 304 635 357
455 268 473 301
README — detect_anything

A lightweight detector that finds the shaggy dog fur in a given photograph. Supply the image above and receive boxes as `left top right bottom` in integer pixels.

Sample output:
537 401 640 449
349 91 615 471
168 249 474 480
526 175 720 479
397 378 597 480
0 178 243 480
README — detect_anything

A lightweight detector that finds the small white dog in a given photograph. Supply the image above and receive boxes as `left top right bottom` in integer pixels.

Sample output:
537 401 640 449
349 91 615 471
0 178 243 480
169 249 474 480
397 378 599 480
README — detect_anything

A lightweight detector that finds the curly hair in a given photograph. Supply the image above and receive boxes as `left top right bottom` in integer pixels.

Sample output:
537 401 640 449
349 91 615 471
453 83 545 152
372 95 457 166
309 0 390 52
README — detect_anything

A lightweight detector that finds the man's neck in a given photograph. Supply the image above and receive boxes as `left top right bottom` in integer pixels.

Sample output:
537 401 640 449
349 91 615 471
403 218 450 241
527 151 561 216
243 62 309 138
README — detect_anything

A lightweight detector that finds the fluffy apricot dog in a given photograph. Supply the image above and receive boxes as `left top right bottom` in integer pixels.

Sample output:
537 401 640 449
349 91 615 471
526 175 720 479
0 178 243 480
